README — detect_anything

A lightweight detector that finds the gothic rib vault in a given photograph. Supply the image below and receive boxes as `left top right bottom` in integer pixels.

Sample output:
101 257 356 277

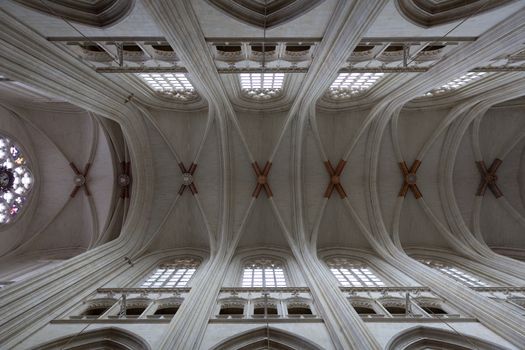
0 0 525 349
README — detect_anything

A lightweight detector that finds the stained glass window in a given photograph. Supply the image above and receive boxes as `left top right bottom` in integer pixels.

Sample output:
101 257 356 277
0 135 33 224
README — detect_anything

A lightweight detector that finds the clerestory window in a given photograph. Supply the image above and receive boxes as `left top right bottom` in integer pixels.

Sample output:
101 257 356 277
141 258 199 288
424 72 488 96
241 258 286 287
419 260 489 287
326 72 385 99
136 73 197 101
326 257 385 287
239 73 284 100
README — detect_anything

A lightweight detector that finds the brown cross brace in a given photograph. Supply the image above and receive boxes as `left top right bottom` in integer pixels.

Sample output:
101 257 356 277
252 161 272 198
399 160 422 199
324 160 347 199
70 162 91 198
178 162 198 195
476 159 503 198
118 161 131 199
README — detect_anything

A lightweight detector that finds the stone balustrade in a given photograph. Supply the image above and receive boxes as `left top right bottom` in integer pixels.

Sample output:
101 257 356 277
53 286 525 324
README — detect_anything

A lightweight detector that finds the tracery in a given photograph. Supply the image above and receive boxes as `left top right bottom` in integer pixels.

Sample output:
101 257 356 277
136 73 198 101
326 257 385 287
419 260 489 287
141 258 199 288
424 72 488 96
241 258 287 287
0 134 33 224
326 72 385 99
240 73 284 100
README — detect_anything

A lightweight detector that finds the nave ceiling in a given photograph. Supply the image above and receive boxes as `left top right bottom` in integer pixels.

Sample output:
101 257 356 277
3 1 525 349
0 0 525 267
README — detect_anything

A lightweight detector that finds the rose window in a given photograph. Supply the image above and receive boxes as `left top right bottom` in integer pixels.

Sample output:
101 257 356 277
0 135 33 224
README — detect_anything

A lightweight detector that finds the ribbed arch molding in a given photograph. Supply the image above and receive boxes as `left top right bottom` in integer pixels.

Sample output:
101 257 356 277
206 0 324 28
12 0 135 27
0 8 155 349
352 7 525 347
386 326 511 350
210 326 323 350
396 0 514 27
30 327 151 350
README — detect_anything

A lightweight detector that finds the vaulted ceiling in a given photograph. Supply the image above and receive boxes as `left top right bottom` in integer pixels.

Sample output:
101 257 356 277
1 0 525 268
0 81 128 279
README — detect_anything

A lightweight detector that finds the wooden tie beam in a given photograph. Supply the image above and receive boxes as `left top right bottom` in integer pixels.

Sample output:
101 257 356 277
476 159 503 198
178 162 198 195
324 160 347 199
69 162 92 197
252 161 273 198
399 160 422 199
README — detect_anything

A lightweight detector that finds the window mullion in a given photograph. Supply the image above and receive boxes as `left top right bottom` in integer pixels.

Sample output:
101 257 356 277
327 260 385 287
141 262 199 288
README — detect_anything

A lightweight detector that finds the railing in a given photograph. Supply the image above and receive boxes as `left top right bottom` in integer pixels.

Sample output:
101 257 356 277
96 287 191 293
54 285 525 323
51 287 191 323
214 288 320 322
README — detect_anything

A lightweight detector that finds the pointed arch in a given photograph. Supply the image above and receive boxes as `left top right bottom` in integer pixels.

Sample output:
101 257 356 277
210 326 323 350
241 256 287 288
225 247 305 287
407 248 520 286
205 0 324 29
31 327 150 350
396 0 513 28
324 255 388 287
12 0 135 28
138 256 201 288
413 256 491 287
386 326 511 350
